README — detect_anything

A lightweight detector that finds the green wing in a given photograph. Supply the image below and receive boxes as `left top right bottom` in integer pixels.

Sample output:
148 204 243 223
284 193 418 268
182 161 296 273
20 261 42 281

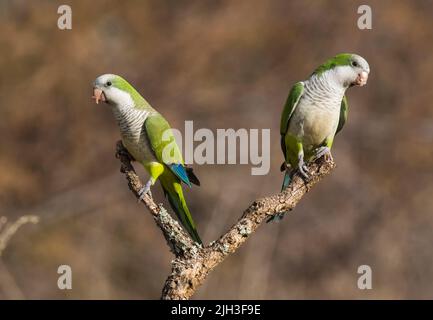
144 112 184 165
336 95 348 134
280 82 304 157
145 113 200 187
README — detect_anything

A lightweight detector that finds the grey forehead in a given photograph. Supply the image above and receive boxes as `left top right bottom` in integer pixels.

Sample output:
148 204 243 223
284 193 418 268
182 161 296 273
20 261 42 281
95 74 114 85
352 55 370 71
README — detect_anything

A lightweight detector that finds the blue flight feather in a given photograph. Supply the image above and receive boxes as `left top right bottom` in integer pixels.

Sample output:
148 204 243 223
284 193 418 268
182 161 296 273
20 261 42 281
168 163 192 187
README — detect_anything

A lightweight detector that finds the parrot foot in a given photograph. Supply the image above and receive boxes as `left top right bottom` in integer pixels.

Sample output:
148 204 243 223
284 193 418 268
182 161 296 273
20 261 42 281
313 146 331 161
297 154 310 179
137 180 153 202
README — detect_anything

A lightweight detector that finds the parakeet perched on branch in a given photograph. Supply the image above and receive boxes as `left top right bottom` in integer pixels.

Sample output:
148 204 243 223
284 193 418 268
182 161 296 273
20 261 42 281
274 53 369 221
92 74 202 244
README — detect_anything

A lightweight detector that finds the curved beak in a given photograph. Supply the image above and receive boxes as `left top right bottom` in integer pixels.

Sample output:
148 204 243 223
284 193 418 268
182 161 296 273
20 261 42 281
355 71 369 86
92 88 106 104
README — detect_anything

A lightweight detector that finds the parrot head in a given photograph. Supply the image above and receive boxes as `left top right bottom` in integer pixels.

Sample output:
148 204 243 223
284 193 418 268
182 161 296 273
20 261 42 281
314 53 370 88
92 74 144 107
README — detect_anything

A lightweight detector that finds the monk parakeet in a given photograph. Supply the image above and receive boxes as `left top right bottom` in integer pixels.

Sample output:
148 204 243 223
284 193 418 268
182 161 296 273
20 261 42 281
273 53 369 221
92 74 202 244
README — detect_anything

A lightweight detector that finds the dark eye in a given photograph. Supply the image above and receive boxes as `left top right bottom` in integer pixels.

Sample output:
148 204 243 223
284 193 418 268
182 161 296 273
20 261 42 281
106 81 112 86
351 61 359 67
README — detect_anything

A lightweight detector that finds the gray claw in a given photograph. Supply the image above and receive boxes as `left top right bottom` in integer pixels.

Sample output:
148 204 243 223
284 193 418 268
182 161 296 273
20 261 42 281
313 146 331 161
137 180 152 202
297 154 310 179
299 164 310 179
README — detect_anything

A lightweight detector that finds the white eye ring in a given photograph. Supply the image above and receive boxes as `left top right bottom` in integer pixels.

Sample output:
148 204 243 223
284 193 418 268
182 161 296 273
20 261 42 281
106 81 112 87
351 61 359 67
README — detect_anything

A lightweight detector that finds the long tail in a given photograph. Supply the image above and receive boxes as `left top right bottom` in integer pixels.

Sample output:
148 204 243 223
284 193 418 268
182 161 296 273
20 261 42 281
160 172 202 244
281 169 292 191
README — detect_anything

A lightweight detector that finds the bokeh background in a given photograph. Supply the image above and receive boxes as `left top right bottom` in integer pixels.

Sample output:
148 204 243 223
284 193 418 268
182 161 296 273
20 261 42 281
0 0 432 299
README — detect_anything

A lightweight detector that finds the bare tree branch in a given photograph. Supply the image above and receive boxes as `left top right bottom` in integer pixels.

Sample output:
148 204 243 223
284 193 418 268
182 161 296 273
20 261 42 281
116 141 335 300
0 215 39 257
0 215 39 299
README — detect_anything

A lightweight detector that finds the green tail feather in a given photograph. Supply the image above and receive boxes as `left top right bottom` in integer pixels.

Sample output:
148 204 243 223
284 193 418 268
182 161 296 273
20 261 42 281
166 192 202 244
160 173 202 244
281 170 292 191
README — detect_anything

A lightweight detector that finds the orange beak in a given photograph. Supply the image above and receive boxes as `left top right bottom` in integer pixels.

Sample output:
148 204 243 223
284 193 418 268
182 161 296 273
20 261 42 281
92 88 106 104
355 71 369 86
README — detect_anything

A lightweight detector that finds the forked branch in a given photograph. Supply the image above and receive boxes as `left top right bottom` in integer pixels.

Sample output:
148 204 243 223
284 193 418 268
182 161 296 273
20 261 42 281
115 141 335 299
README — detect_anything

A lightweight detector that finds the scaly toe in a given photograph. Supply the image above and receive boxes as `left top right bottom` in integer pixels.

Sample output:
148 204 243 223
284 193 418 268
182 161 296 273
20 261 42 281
298 164 310 179
137 187 148 202
313 146 331 161
137 180 152 202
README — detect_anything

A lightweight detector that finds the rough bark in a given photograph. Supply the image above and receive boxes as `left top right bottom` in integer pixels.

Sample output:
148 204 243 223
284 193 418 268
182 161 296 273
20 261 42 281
115 141 336 300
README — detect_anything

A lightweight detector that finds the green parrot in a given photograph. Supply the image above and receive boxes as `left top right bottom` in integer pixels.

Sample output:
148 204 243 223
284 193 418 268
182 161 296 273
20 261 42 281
273 53 370 221
92 74 202 244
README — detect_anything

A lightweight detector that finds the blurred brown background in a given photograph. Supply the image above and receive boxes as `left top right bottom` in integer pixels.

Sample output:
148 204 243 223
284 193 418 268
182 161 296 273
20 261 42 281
0 0 432 299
